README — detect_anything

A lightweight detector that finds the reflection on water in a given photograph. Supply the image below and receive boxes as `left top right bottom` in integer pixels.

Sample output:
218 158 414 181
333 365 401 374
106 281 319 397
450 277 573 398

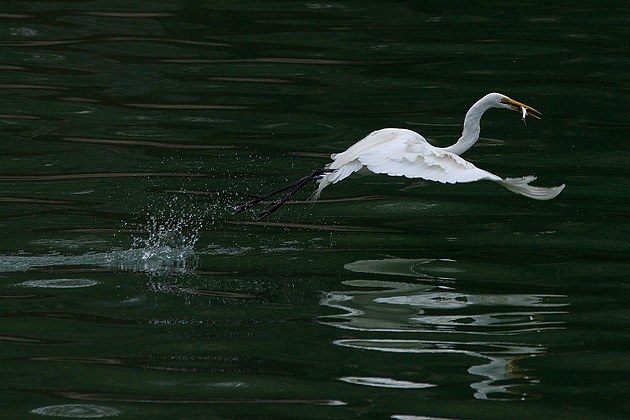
344 258 462 279
339 376 435 389
320 258 569 400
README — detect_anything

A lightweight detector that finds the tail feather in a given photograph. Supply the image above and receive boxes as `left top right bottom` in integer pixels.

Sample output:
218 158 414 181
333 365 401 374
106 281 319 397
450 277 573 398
497 176 565 200
312 160 363 201
312 178 328 201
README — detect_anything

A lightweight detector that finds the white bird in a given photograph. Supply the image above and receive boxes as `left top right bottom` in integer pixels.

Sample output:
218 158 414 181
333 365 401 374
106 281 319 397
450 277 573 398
235 92 565 219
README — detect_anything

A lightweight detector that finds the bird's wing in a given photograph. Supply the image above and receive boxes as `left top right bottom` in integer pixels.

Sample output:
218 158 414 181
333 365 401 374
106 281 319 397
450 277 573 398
316 128 564 201
355 130 501 184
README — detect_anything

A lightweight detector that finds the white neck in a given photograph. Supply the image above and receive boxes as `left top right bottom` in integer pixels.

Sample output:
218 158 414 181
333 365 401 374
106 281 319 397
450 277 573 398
442 94 500 155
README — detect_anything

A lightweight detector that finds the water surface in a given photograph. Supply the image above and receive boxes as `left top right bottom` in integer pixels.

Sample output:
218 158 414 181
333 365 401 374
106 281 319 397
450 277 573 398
1 1 629 418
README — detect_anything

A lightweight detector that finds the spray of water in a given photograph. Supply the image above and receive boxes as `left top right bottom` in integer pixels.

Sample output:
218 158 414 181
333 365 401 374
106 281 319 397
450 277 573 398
120 197 206 274
1 196 208 275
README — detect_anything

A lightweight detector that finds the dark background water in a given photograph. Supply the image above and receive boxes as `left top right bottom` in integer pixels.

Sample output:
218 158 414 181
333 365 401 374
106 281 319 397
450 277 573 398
1 1 629 419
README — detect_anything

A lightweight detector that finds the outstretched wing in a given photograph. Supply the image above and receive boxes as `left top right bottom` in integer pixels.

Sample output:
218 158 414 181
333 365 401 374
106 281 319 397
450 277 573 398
355 129 501 184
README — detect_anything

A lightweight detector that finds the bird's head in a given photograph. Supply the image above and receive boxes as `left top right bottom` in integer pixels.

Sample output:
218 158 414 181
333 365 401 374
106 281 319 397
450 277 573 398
495 93 542 120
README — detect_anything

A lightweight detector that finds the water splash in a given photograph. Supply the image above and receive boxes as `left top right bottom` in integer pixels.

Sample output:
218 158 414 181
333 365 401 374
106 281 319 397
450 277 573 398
0 198 206 275
121 207 204 274
100 197 206 274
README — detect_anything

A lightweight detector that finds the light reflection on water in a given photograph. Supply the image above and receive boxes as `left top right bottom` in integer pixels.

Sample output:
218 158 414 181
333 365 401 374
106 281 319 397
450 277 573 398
338 376 436 390
320 258 569 401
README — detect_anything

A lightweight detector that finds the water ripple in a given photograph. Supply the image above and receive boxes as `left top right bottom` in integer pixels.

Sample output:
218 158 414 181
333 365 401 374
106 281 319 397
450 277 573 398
321 257 569 401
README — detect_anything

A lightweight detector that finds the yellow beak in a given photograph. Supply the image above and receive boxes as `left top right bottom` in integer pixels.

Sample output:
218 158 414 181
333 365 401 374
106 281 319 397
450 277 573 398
501 97 542 119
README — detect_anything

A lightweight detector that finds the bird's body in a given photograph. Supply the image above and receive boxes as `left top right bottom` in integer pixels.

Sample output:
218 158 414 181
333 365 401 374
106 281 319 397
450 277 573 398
314 127 502 199
235 92 565 219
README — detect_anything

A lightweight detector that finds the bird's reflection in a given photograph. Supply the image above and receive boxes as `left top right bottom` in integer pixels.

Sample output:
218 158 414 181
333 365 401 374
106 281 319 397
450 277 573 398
320 258 568 401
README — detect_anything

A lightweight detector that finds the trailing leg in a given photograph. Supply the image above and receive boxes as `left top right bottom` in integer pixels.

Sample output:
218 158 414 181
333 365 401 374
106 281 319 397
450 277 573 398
233 168 333 219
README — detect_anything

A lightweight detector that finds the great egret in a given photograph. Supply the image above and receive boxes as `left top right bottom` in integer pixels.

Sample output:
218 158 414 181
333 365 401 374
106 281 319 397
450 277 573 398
235 92 565 219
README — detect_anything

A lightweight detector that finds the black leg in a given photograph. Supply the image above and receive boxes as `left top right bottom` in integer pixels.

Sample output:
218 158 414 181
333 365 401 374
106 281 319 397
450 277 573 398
233 174 314 214
234 168 334 219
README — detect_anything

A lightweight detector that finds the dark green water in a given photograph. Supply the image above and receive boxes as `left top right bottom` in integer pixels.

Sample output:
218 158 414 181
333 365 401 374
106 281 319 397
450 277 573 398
1 1 629 419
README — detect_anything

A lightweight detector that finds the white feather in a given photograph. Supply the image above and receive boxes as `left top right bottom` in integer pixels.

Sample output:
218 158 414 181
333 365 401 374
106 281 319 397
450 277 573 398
498 176 565 200
315 128 502 196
